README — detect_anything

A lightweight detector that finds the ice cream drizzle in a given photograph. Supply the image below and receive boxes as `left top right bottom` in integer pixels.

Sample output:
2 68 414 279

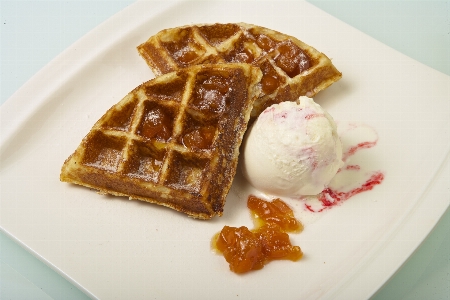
303 122 384 212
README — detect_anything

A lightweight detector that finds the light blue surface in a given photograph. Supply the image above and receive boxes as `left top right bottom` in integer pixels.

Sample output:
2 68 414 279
1 1 449 299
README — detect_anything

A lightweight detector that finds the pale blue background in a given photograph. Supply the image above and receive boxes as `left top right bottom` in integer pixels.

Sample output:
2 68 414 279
1 1 449 299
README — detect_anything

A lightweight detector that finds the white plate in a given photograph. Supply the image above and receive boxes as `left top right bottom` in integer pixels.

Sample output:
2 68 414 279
1 1 449 299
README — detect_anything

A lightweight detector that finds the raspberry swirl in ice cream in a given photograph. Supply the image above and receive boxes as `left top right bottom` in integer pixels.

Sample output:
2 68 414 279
240 97 344 197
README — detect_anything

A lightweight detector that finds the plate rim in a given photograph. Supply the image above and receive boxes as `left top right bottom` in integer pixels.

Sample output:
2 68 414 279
1 1 450 299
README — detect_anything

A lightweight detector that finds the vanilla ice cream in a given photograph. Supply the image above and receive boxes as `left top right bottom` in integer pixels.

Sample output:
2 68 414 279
240 97 343 197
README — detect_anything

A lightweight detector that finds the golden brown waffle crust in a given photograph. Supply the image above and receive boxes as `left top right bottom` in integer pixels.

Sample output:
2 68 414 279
61 63 262 219
137 22 342 119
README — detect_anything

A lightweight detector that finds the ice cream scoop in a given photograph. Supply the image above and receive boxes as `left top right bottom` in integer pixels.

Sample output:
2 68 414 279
240 97 343 197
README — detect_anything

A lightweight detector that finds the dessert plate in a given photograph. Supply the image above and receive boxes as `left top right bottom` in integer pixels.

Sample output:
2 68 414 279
1 1 449 299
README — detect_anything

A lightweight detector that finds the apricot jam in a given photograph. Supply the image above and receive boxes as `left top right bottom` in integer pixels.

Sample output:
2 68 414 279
274 41 310 78
259 61 284 95
182 125 216 150
193 73 231 114
223 36 255 63
213 196 303 274
161 28 202 67
139 106 173 141
247 196 303 233
255 34 277 52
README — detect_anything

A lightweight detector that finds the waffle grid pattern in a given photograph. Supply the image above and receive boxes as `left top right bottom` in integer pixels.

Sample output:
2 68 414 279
137 23 342 119
61 64 262 219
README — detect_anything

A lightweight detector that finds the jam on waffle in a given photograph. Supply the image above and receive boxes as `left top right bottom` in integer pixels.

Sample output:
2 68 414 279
137 23 342 119
60 63 262 219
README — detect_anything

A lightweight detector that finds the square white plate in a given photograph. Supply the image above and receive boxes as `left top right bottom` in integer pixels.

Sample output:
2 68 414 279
1 1 449 299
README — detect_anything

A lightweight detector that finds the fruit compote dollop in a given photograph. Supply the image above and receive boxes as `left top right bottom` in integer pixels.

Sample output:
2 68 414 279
213 195 303 274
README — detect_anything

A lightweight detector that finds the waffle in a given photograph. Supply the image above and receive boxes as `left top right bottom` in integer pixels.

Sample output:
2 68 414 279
60 63 262 219
137 23 342 119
